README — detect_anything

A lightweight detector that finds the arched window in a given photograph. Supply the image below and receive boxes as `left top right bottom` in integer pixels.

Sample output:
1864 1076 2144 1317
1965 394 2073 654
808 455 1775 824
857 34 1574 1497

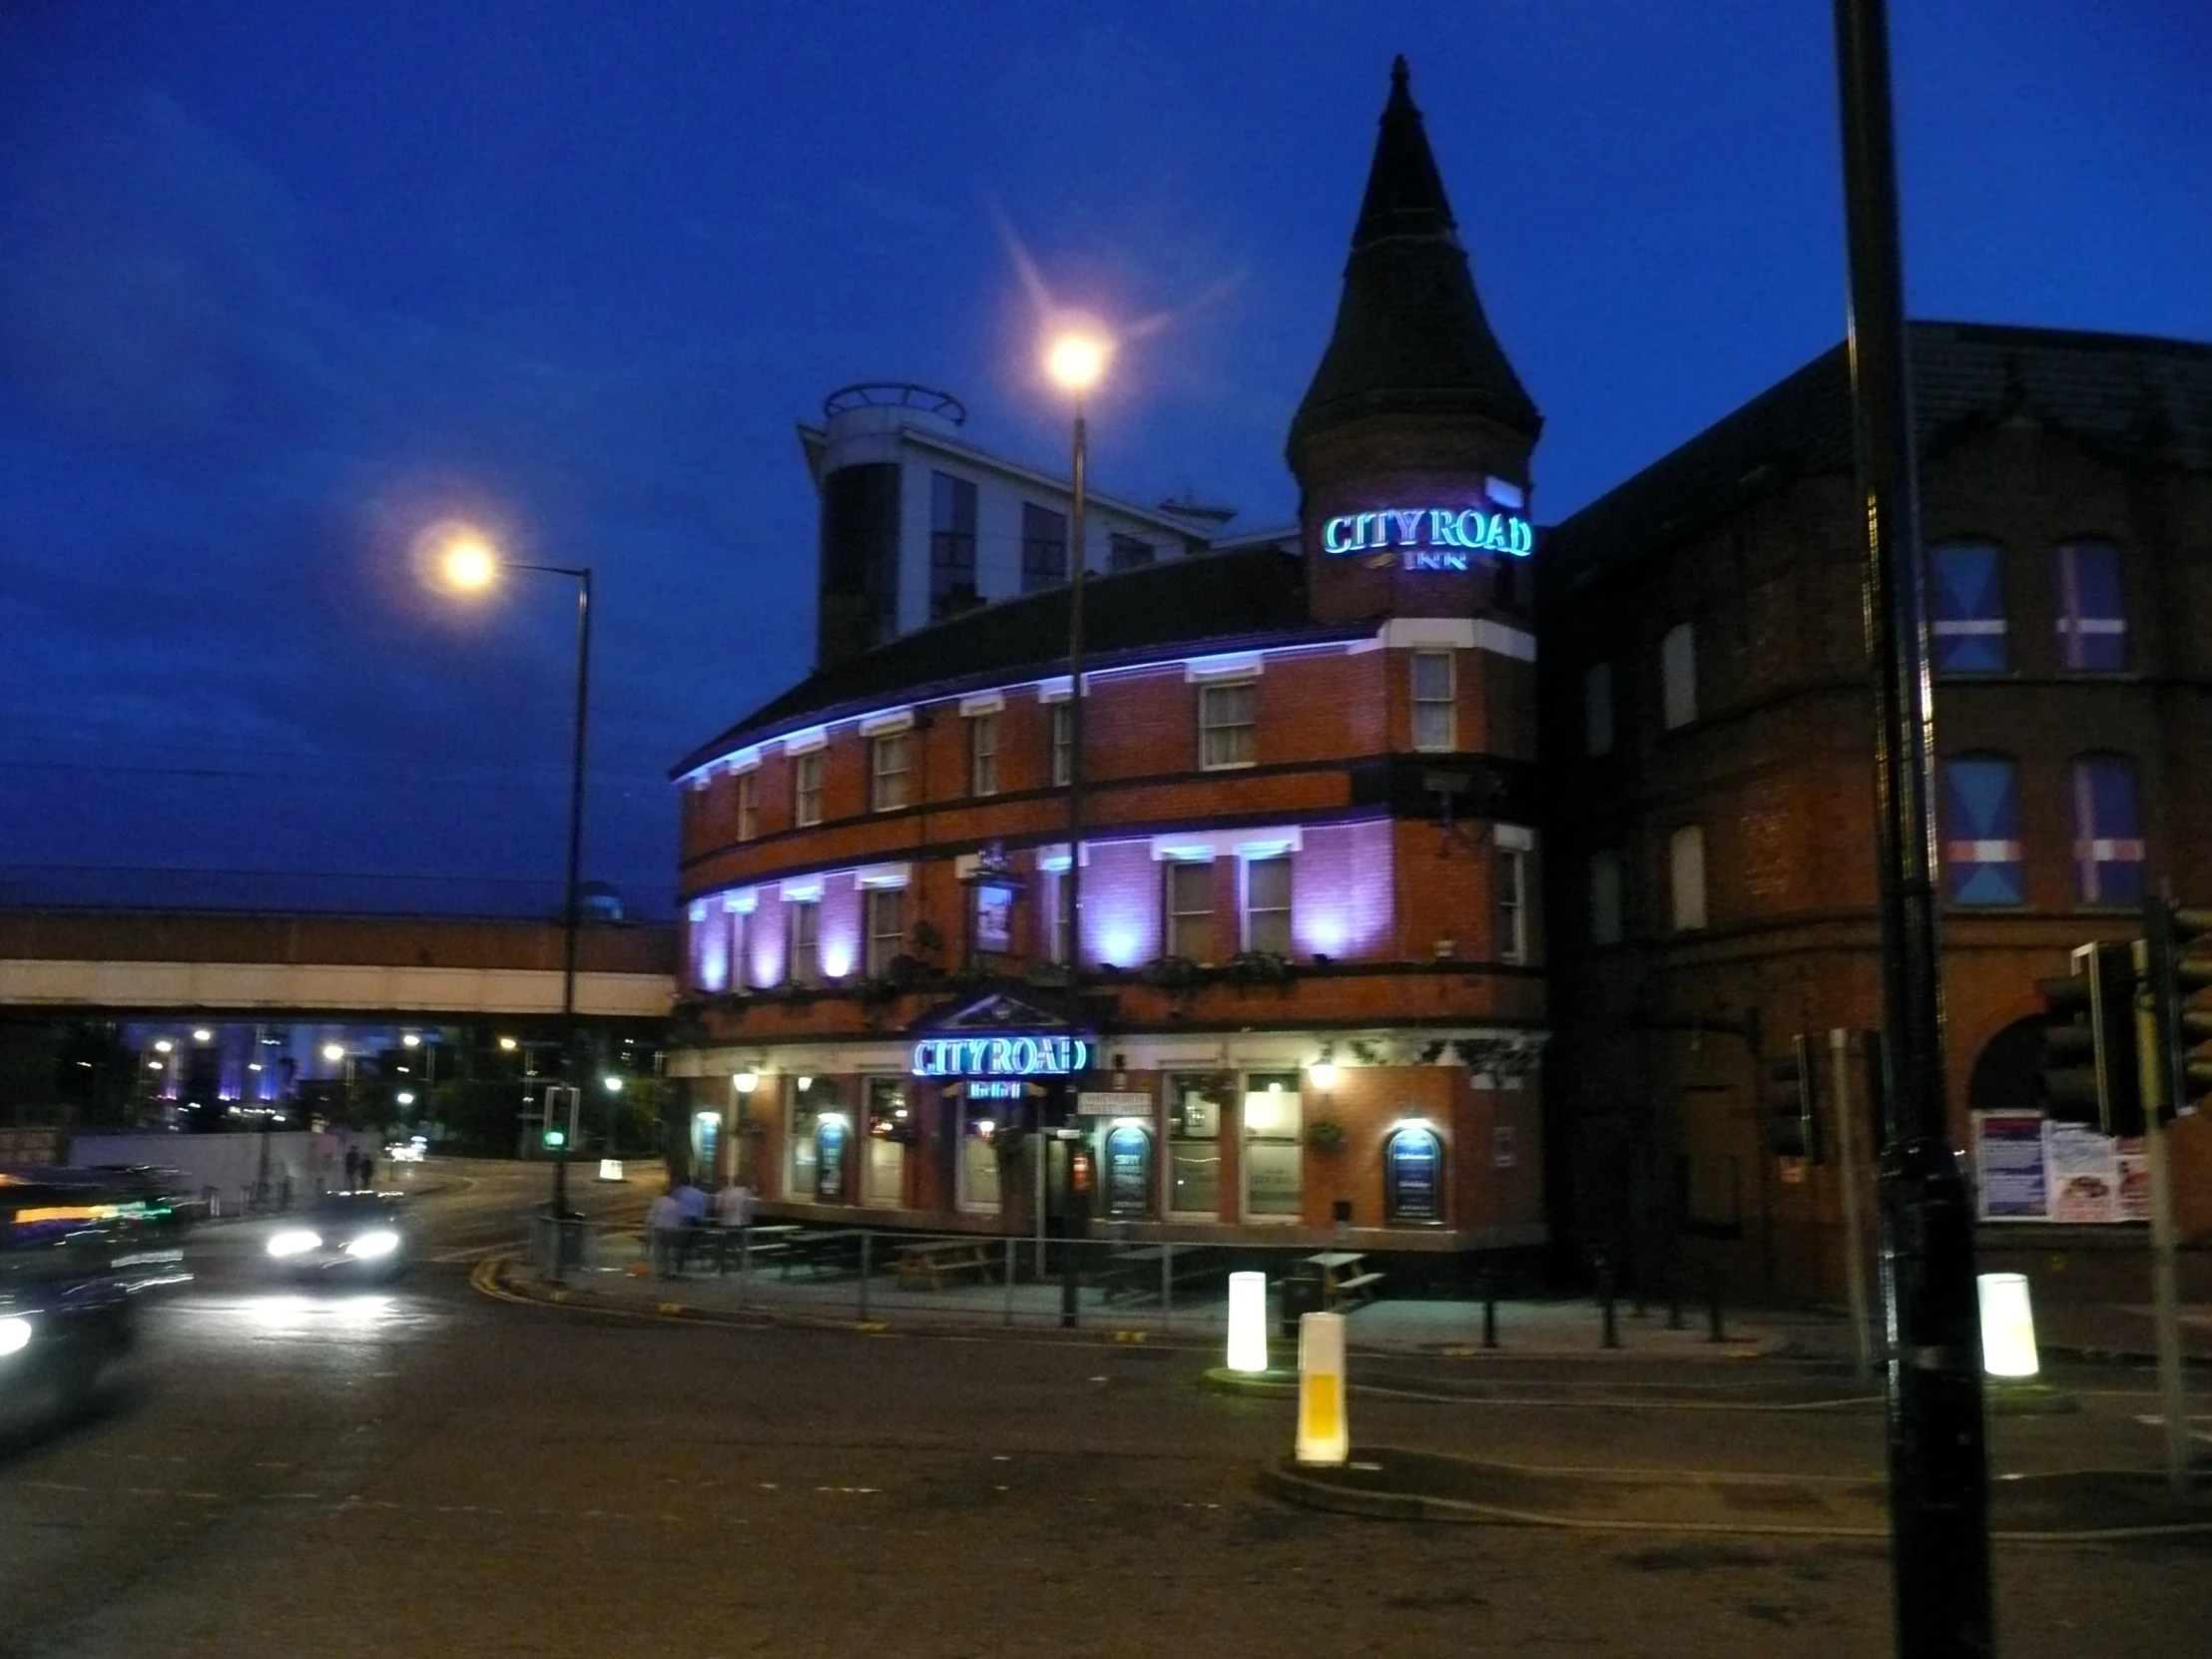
2069 753 2145 905
1941 754 2024 905
2053 539 2128 670
1930 540 2008 673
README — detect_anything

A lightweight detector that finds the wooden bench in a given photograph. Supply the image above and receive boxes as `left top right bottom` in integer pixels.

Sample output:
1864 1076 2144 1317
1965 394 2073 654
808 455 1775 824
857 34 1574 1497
1332 1271 1384 1308
895 1238 999 1291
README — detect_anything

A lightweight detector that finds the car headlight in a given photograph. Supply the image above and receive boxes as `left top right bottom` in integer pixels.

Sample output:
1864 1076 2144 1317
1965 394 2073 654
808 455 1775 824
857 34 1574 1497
344 1230 400 1260
267 1229 322 1258
0 1316 31 1357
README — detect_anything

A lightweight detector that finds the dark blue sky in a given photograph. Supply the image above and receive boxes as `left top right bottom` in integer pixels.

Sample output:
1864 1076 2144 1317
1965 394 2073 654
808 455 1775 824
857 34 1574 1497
2 2 2205 919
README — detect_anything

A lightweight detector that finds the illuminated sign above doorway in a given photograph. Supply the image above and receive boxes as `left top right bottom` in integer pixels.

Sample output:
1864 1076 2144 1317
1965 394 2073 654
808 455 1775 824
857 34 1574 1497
1322 503 1533 568
910 1035 1092 1080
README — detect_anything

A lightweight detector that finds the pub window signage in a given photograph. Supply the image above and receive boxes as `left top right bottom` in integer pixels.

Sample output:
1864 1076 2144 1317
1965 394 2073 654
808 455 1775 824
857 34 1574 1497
910 1035 1091 1080
1384 1122 1443 1224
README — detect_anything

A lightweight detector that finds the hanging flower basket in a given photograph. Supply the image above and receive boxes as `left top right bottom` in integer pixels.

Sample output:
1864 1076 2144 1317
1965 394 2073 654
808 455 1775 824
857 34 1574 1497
1304 1118 1349 1154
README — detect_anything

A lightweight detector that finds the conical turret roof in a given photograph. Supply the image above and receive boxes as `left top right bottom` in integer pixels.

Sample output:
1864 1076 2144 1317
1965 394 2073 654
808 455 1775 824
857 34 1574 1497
1290 56 1540 463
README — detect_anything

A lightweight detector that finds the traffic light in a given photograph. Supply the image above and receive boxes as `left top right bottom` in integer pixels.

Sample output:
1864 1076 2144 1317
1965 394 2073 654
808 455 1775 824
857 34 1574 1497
2145 900 2212 1120
1768 1033 1821 1161
2036 941 2140 1135
539 1084 580 1150
541 1125 567 1150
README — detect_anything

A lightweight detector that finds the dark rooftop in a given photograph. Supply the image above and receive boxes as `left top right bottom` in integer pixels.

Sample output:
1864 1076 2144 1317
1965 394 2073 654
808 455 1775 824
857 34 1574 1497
1288 56 1540 468
1545 321 2212 589
673 543 1327 775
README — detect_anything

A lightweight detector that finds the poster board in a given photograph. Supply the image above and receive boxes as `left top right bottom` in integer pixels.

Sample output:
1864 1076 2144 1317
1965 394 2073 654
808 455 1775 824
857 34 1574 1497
1973 1113 2146 1224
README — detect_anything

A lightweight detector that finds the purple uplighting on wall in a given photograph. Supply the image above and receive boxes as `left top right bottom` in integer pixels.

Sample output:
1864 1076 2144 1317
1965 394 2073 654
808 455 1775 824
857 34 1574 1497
1080 839 1162 969
1294 820 1394 959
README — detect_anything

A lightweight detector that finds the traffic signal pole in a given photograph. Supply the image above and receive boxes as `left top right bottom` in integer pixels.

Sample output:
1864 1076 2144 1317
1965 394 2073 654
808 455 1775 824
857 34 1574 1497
1832 2 1994 1653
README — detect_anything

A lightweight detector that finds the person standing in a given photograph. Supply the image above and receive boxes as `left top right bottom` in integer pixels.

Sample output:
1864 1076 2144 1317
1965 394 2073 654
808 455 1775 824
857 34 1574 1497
647 1187 685 1280
343 1147 361 1189
713 1176 754 1275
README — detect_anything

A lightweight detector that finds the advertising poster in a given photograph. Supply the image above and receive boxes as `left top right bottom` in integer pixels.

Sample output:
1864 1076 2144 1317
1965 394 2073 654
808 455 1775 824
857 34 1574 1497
2114 1138 2151 1223
1386 1127 1441 1223
1974 1113 2049 1221
2045 1123 2120 1224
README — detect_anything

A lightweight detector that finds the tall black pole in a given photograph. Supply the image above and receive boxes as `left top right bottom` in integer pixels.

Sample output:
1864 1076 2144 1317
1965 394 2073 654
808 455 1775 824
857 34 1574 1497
552 566 593 1221
1832 4 1993 1654
1063 398 1087 981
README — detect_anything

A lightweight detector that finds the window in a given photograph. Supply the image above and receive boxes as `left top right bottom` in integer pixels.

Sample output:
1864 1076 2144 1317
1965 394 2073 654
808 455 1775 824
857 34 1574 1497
1242 1072 1303 1220
928 471 978 621
1410 651 1454 751
1661 623 1697 729
1038 865 1066 963
1198 678 1259 770
863 884 905 978
2054 539 2127 670
1494 841 1528 964
1108 533 1154 572
1590 850 1624 945
967 712 999 797
1585 661 1615 757
1242 854 1292 956
1668 826 1707 932
958 1094 1000 1211
863 1076 906 1206
735 771 759 841
869 732 910 813
794 752 824 828
1941 755 2025 905
788 898 821 986
787 1079 845 1203
1167 1075 1223 1215
1051 702 1073 787
1021 503 1067 594
729 907 750 991
1165 858 1214 962
2070 754 2145 905
1931 541 2008 673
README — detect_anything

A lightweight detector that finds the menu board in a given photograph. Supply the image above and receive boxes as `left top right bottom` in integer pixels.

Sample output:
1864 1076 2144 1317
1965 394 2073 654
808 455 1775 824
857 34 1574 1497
1102 1124 1152 1218
1386 1126 1442 1224
815 1118 848 1203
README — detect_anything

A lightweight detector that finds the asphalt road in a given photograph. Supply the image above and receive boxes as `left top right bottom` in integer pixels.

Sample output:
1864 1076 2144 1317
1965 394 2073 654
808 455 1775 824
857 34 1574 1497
3 1160 2207 1658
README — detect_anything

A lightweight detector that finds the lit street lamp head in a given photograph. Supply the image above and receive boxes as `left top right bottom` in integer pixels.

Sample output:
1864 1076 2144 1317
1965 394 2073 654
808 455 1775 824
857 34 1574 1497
440 535 498 592
1045 331 1109 393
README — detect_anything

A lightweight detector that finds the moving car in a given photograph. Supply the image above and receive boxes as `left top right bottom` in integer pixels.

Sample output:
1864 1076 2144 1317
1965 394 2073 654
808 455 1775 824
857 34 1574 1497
264 1192 411 1281
0 1174 142 1436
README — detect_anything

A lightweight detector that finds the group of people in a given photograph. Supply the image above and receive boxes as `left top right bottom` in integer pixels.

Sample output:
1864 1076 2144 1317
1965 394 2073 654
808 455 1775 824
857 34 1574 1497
342 1146 376 1190
645 1173 753 1278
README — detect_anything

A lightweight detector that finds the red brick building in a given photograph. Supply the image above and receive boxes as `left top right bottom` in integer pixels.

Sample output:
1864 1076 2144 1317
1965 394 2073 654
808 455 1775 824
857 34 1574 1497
666 61 1549 1257
1539 324 2212 1298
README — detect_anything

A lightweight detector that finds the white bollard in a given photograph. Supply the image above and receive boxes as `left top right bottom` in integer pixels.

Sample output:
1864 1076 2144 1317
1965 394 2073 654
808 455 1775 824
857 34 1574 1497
1227 1272 1269 1374
1296 1311 1350 1465
1976 1271 2039 1379
597 1159 625 1183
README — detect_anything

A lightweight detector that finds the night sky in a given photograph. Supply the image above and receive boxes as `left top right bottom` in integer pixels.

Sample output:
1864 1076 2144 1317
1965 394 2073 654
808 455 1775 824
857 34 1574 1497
2 2 2205 920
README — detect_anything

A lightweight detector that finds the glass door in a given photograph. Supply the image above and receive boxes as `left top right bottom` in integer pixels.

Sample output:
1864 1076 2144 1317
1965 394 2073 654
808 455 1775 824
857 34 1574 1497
1241 1071 1303 1220
864 1077 907 1207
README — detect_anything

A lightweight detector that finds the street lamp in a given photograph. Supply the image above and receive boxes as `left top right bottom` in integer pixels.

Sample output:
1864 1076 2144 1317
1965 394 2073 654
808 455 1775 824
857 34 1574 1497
1043 326 1111 977
434 528 596 1223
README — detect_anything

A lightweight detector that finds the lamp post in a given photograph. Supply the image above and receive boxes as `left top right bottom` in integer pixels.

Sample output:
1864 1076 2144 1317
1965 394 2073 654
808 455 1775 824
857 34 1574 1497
1043 332 1108 976
438 533 595 1223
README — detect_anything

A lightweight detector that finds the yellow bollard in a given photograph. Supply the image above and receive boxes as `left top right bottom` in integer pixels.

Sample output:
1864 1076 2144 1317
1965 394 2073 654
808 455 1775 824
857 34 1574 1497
1296 1311 1349 1464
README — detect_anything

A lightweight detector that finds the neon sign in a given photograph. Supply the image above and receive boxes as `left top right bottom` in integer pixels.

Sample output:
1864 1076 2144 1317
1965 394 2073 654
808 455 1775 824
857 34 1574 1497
1322 506 1534 567
911 1035 1091 1079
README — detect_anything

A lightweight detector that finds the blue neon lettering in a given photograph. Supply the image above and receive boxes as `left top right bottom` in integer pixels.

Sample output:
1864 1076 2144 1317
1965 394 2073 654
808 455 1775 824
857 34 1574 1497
1323 517 1352 553
1428 509 1462 547
1390 509 1424 545
1325 503 1532 563
1509 517 1533 556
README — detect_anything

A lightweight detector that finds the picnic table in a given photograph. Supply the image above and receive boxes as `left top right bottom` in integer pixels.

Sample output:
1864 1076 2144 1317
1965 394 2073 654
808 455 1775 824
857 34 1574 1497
894 1237 1000 1291
699 1221 799 1275
1302 1250 1383 1310
779 1228 863 1279
1099 1245 1223 1305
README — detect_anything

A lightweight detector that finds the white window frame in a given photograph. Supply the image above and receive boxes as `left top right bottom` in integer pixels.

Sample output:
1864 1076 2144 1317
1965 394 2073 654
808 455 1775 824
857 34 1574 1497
1493 830 1529 965
869 732 910 814
1051 702 1073 788
956 1092 1002 1214
1241 852 1293 956
1661 623 1697 730
789 898 821 986
1584 661 1615 758
1410 650 1455 752
1197 677 1259 771
1669 825 1708 933
968 711 999 798
794 751 824 828
863 884 905 978
1239 1071 1303 1224
1165 857 1215 962
735 769 760 841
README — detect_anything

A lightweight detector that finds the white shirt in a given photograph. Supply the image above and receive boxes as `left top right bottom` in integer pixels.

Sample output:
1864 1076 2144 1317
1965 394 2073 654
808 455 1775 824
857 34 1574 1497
715 1184 754 1226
